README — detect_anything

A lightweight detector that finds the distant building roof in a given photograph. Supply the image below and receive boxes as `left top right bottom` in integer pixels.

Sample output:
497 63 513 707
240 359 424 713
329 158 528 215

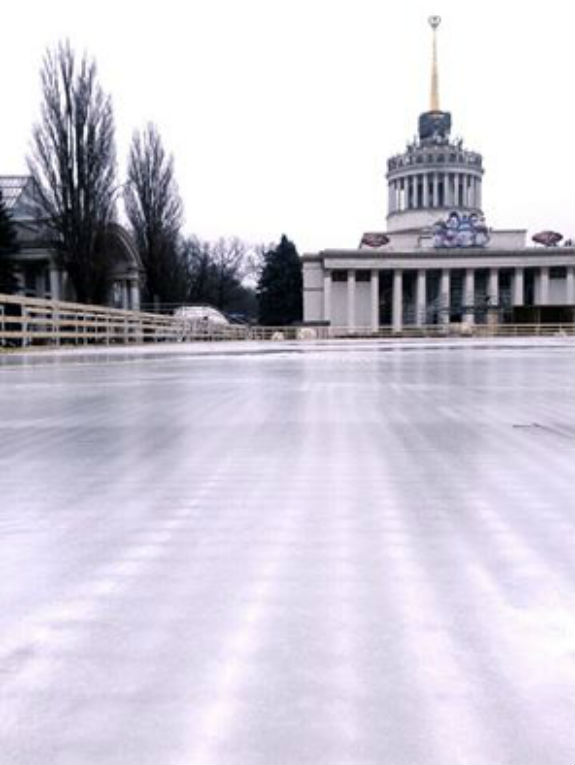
0 176 35 218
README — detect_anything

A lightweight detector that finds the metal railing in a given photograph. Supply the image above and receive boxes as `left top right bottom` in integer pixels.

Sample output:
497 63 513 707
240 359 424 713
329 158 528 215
1 293 573 349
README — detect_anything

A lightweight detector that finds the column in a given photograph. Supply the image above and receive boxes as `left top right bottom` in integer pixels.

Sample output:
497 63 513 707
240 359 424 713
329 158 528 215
371 270 379 331
446 173 453 207
49 268 61 301
453 173 460 207
347 270 356 328
392 269 403 333
422 172 429 208
413 175 419 209
539 266 550 305
488 268 499 306
121 281 129 309
323 271 332 323
463 268 475 324
433 172 439 208
486 268 499 326
512 267 524 306
35 271 45 298
566 266 575 305
476 178 482 209
416 269 427 326
533 270 541 304
130 280 140 312
440 269 450 324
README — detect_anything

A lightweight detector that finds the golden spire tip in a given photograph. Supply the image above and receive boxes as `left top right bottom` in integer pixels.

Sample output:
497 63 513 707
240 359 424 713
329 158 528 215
428 15 441 112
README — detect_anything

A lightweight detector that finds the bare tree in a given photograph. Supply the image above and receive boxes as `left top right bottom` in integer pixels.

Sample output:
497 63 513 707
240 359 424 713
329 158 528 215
28 41 117 304
125 123 185 305
181 235 261 317
209 237 248 309
182 236 212 304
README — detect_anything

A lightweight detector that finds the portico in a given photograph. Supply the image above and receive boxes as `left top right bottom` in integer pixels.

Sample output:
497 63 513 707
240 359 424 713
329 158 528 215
306 252 575 332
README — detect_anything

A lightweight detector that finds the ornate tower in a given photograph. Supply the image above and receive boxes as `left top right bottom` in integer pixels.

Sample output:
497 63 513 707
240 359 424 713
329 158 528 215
386 16 484 233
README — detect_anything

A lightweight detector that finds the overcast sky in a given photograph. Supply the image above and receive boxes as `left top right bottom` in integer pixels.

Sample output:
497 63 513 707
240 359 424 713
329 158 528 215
2 0 574 252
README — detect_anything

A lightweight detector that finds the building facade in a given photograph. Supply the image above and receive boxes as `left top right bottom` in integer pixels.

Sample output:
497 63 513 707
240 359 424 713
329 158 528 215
0 176 143 310
303 17 575 330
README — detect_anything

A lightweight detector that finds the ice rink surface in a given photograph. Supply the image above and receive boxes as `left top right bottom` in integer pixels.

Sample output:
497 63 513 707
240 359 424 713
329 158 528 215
0 338 573 765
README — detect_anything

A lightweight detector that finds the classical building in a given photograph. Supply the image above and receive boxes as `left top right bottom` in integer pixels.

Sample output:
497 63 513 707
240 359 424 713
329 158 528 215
0 175 143 310
303 17 575 330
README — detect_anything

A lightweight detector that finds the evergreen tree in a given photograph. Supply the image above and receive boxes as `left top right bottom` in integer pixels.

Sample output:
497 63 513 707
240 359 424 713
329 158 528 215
257 235 302 325
0 193 19 293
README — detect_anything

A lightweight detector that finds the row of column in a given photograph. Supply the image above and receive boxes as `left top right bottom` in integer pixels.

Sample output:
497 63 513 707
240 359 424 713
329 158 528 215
323 266 575 331
324 270 379 331
400 267 502 330
388 171 481 213
49 267 141 311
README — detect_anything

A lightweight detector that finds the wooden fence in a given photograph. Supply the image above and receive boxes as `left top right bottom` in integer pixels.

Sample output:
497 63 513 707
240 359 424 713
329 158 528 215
1 293 574 349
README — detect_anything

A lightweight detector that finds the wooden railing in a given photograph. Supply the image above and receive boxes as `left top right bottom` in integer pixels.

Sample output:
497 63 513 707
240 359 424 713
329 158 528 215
1 293 573 349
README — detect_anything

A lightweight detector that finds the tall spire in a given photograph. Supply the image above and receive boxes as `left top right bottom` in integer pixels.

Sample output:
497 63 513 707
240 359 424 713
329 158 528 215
428 15 441 111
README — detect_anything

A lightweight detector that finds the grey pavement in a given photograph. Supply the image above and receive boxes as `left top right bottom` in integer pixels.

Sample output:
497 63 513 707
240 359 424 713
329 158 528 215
0 338 573 765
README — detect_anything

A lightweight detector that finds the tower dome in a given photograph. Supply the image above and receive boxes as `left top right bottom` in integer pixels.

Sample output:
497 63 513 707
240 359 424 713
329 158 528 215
386 16 484 233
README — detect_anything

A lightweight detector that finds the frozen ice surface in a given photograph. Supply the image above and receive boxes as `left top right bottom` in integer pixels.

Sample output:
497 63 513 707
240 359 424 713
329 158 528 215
0 338 573 765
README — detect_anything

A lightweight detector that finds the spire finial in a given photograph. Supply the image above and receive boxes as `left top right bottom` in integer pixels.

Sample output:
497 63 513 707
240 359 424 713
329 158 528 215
428 15 441 111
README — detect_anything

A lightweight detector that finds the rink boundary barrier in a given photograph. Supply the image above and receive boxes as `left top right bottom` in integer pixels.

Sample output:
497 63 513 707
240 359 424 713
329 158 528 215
1 293 574 348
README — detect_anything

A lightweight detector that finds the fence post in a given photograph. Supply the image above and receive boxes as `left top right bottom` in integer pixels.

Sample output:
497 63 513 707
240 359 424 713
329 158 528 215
21 306 29 347
52 301 60 346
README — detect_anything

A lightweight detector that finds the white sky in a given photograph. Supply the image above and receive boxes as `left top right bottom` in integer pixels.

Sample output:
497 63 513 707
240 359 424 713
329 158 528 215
2 0 574 252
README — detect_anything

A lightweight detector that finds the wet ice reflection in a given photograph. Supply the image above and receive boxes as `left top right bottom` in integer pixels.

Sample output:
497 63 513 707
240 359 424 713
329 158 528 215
0 339 573 765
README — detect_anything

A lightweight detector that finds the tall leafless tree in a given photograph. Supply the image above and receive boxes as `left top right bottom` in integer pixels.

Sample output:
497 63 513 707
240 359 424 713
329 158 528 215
180 235 259 317
28 41 117 303
182 236 213 304
125 124 185 305
209 237 249 309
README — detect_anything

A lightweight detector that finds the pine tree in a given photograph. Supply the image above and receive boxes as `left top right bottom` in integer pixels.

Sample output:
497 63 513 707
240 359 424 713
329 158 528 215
257 235 302 325
0 193 19 293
